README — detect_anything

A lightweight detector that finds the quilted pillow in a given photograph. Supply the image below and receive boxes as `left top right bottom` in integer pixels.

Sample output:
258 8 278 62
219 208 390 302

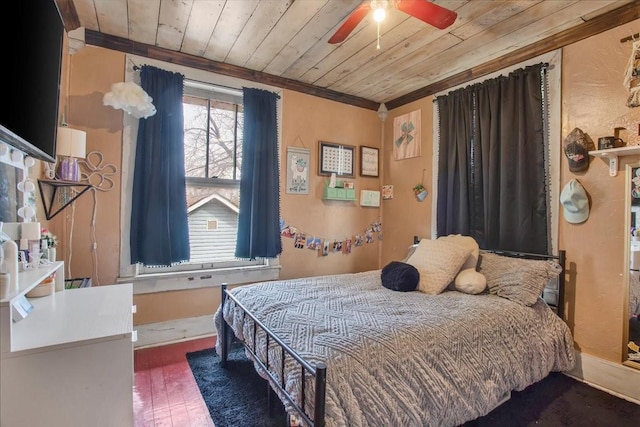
381 261 419 292
479 252 563 306
406 239 471 294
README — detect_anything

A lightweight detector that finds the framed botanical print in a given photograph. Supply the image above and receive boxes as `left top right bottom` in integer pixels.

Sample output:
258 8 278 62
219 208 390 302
286 147 310 194
318 141 355 177
360 145 379 177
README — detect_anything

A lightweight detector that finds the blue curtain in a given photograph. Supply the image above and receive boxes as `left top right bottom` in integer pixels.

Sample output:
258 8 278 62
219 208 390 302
130 66 190 266
235 88 282 260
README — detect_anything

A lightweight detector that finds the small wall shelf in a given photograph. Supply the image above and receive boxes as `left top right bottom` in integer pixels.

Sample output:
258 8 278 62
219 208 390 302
322 182 356 201
589 146 640 177
37 179 93 220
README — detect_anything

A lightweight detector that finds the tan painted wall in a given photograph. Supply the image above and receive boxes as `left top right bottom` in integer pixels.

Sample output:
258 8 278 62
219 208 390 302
54 47 125 286
48 49 383 325
279 90 382 279
134 288 218 324
379 99 434 266
49 18 640 365
133 90 384 323
378 20 640 365
560 20 640 363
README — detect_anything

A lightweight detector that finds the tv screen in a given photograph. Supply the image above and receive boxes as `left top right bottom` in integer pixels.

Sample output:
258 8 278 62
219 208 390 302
0 0 64 163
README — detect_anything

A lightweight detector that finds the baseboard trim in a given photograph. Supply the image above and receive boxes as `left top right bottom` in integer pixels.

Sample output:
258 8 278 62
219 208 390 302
564 351 640 405
134 315 215 349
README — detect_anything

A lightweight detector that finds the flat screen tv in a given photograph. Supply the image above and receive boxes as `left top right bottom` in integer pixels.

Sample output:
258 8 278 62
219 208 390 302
0 0 64 163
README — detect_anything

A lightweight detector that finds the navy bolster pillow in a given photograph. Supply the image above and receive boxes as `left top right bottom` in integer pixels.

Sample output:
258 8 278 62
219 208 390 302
381 261 420 292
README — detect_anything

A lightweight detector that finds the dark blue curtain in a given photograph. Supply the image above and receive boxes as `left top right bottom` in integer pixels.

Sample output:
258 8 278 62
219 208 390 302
130 66 190 266
436 88 475 237
476 65 548 253
437 63 549 254
235 88 282 260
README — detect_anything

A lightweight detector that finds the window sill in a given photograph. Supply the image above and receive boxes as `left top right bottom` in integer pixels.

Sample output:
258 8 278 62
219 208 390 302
117 264 281 295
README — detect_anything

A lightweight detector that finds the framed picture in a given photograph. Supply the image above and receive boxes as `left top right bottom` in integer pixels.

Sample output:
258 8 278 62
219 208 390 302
382 185 393 200
318 141 355 177
286 147 310 194
393 109 421 160
360 145 379 177
360 190 381 207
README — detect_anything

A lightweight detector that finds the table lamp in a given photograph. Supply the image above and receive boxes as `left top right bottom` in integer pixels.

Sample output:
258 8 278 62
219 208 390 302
56 126 86 182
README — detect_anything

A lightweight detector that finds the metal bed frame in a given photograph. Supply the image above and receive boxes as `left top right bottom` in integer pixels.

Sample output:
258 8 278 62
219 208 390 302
219 284 327 426
218 249 566 427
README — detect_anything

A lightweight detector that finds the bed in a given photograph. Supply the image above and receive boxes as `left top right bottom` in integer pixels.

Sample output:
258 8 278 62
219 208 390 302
214 244 575 427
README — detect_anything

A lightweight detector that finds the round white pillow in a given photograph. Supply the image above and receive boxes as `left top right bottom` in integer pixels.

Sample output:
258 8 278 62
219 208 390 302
454 269 487 294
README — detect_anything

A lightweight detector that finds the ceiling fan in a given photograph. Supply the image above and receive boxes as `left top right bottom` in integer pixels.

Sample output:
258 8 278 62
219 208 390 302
328 0 457 45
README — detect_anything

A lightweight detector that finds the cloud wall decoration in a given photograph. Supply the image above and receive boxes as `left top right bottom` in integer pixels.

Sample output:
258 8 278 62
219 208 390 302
103 81 156 119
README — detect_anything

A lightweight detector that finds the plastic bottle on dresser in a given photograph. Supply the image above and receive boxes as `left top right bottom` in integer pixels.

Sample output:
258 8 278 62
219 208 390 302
1 239 19 294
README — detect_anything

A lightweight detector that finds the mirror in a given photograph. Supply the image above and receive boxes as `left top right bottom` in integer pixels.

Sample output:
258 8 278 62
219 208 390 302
625 163 640 368
0 147 25 223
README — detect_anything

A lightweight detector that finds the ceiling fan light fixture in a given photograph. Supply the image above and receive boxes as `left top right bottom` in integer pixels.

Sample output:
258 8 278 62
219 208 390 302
373 7 386 23
328 0 456 45
371 0 389 22
371 0 389 49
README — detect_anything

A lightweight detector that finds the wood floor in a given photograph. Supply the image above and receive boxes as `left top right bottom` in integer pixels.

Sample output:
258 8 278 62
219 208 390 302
134 337 217 427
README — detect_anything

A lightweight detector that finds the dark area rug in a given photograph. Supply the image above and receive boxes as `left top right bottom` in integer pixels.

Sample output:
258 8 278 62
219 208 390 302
186 343 287 427
187 345 639 427
463 372 639 427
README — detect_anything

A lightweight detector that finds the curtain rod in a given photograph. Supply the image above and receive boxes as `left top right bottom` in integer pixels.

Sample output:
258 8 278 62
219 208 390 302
184 78 242 95
432 62 550 102
620 32 639 43
130 62 242 95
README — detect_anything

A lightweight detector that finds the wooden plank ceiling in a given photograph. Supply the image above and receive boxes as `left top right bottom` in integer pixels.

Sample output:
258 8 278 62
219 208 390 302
57 0 640 110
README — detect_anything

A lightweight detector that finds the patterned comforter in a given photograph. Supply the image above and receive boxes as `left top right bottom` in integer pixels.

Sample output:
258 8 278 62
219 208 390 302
214 270 575 427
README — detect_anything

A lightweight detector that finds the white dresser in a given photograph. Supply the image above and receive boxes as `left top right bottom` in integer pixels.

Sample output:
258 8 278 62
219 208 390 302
0 262 134 427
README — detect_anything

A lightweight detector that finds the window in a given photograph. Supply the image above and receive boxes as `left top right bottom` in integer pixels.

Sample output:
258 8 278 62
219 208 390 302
118 58 281 286
431 50 561 255
182 81 261 268
138 81 262 273
183 84 242 181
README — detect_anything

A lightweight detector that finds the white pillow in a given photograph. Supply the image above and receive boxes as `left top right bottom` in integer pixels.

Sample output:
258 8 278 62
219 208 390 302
406 239 471 294
454 269 487 294
437 234 486 294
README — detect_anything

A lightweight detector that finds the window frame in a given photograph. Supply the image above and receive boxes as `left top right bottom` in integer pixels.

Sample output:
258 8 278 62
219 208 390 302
118 55 281 287
183 81 243 181
179 83 260 271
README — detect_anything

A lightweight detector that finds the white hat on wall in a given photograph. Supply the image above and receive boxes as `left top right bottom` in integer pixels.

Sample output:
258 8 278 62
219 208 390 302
560 179 589 224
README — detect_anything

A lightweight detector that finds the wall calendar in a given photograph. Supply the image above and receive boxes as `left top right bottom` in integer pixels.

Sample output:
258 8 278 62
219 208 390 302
318 141 355 177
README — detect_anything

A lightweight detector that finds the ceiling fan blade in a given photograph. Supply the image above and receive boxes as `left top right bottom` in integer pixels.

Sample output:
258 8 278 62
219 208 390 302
396 0 457 30
328 3 372 44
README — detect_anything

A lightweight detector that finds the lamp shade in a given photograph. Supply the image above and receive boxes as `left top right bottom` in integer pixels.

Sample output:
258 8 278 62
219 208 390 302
20 221 41 241
56 127 86 158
